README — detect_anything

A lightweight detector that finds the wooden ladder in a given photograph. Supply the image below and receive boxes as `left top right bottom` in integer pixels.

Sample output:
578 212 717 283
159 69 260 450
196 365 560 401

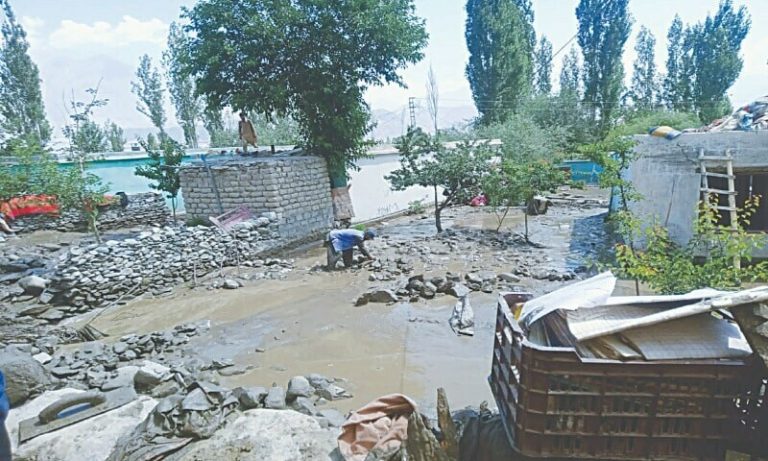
699 148 740 269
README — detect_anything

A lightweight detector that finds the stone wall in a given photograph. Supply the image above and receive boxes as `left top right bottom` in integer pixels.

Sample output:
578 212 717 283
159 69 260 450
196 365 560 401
627 131 768 254
13 193 170 233
180 156 333 240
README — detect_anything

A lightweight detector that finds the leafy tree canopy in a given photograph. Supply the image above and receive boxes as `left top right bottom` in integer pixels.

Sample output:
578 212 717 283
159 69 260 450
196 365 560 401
181 0 428 183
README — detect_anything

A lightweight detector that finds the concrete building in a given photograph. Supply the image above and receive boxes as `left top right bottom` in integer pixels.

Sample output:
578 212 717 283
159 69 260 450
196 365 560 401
626 131 768 256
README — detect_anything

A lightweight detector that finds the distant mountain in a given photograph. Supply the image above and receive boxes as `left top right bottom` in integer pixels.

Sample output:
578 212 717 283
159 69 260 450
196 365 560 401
370 105 478 142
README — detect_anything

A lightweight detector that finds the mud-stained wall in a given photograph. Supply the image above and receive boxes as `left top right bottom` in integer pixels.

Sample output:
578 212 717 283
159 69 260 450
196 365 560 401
180 156 333 239
627 131 768 254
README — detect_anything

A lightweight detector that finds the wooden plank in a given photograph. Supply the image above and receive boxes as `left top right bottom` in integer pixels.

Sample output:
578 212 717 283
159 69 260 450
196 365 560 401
703 172 735 179
725 152 740 270
700 188 737 195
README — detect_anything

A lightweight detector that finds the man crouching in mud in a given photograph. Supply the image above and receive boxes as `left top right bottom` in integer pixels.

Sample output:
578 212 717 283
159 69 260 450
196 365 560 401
326 228 376 270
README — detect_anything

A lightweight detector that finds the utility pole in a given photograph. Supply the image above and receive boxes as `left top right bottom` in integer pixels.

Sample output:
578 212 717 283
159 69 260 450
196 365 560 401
408 97 417 128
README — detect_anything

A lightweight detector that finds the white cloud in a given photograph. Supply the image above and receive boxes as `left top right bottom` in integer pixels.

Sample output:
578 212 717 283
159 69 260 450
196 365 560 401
21 16 45 47
48 15 168 49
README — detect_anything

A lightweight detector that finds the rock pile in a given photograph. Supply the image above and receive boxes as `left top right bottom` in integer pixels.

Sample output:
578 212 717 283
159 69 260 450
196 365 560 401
13 193 170 233
48 215 291 311
356 270 529 305
43 322 209 391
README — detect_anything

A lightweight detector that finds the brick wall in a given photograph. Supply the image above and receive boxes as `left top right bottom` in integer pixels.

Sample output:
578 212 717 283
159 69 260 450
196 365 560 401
179 156 333 239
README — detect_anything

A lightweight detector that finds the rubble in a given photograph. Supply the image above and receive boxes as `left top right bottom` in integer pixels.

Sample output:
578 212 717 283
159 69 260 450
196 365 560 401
41 214 290 312
0 348 52 406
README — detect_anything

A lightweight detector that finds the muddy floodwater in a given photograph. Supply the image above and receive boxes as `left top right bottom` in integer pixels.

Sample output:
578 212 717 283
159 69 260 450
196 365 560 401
82 189 609 415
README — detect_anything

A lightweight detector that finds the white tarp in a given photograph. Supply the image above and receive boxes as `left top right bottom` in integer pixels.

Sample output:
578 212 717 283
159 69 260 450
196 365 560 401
567 286 768 341
518 271 616 330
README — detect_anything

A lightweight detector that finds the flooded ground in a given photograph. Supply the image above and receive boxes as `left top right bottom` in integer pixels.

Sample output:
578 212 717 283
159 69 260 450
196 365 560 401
80 188 610 415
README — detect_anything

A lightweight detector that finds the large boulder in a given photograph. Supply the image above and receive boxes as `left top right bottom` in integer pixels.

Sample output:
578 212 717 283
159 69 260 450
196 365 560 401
174 409 340 461
0 349 51 406
6 389 157 461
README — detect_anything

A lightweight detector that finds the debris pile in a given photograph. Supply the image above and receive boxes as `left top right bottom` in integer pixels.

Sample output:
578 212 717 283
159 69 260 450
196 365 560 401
702 96 768 132
13 193 171 233
47 216 291 311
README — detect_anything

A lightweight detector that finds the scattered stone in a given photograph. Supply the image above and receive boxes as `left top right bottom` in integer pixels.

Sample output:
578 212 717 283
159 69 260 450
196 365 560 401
0 349 51 406
236 386 268 410
287 375 314 400
18 275 49 296
355 288 399 306
33 352 52 364
264 385 287 409
316 408 347 428
447 283 470 298
499 273 521 283
134 361 170 392
101 366 139 391
223 279 241 290
37 309 65 322
291 396 316 415
316 384 352 401
218 366 248 377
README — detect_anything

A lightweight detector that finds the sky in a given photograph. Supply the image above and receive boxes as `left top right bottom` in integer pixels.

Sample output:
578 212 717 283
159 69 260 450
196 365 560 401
11 0 768 139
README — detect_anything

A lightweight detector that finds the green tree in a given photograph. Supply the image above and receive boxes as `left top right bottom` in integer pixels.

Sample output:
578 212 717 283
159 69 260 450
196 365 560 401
145 132 159 151
164 22 202 148
135 136 183 219
251 112 300 146
182 0 427 186
662 15 689 111
0 0 51 149
630 26 657 111
62 85 108 155
387 127 491 233
616 197 768 294
477 110 568 161
613 109 700 136
104 120 125 152
559 45 581 97
576 0 632 135
131 54 166 135
484 158 564 237
687 0 751 123
466 0 536 124
534 36 553 95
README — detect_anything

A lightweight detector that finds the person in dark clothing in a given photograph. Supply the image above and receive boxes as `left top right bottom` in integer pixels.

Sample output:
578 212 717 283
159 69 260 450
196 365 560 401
0 370 11 461
326 228 375 269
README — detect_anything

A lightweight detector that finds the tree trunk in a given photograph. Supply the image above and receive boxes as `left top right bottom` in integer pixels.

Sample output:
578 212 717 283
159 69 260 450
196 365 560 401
171 197 177 221
524 210 529 242
434 185 442 233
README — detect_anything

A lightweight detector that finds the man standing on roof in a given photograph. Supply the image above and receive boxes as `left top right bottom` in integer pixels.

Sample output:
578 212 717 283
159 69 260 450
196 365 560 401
238 111 258 154
326 228 376 270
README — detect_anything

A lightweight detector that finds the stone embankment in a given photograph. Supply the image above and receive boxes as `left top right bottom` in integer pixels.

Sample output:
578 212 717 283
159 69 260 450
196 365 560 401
45 214 292 312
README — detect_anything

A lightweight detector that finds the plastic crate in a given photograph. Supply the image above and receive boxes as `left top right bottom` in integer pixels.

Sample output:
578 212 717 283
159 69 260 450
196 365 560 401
490 292 768 460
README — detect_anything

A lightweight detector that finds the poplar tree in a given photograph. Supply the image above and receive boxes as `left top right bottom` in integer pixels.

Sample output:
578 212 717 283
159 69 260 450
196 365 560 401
534 36 553 95
630 26 657 111
164 22 202 148
576 0 632 134
559 45 581 97
131 54 166 136
466 0 536 123
0 0 51 148
663 15 687 110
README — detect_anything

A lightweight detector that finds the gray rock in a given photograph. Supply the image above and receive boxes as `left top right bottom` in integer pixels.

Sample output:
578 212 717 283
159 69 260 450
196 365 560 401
498 272 521 283
356 289 398 306
316 383 352 401
447 283 470 298
134 361 170 392
18 275 49 296
287 375 314 400
38 309 65 321
218 366 248 377
182 388 213 411
113 342 128 355
264 385 287 409
50 366 79 378
291 396 316 415
236 386 268 409
316 408 347 428
223 279 241 290
101 366 139 391
0 350 51 406
307 373 332 390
